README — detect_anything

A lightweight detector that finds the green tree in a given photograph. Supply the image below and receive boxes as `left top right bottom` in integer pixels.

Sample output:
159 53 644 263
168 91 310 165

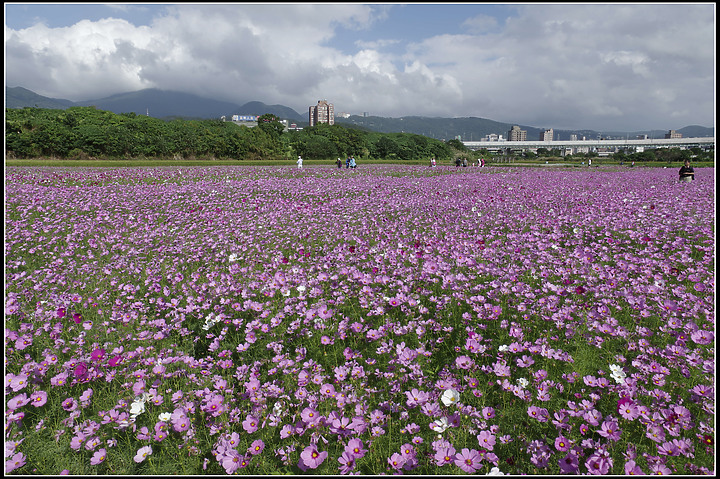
257 114 285 139
446 138 467 151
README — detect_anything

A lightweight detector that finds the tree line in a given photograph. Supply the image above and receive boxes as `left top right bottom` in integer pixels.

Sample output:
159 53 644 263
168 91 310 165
5 107 455 162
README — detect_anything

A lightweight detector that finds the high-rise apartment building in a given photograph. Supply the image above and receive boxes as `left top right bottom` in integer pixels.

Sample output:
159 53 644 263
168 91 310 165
539 128 554 141
508 125 527 141
309 100 334 127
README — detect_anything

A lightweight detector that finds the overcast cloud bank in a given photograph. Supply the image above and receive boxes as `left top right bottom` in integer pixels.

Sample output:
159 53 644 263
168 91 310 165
5 3 715 131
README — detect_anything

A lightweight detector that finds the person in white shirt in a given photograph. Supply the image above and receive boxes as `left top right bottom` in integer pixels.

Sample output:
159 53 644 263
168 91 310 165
296 155 303 169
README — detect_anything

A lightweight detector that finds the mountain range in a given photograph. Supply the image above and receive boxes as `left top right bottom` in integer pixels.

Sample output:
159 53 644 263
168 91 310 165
6 86 714 141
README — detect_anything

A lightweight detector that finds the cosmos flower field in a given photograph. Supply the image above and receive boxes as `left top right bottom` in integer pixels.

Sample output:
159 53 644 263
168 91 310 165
5 165 715 475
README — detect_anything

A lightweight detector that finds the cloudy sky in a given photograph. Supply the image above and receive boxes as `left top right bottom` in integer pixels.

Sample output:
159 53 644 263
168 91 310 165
5 3 715 131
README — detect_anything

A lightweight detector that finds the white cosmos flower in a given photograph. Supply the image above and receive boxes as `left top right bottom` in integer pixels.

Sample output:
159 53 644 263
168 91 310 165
129 400 146 419
517 378 529 388
158 412 171 422
430 417 450 433
609 364 627 384
297 285 306 293
440 389 460 407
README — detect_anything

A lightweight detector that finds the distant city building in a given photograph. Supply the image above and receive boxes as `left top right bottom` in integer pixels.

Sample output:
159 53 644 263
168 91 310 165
539 128 554 141
636 134 649 140
665 130 682 139
508 125 527 141
483 133 505 142
337 112 351 119
232 115 259 122
309 100 334 127
570 134 578 141
230 115 288 131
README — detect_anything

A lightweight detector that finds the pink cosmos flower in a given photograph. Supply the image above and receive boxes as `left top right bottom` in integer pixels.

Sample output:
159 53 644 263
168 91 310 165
618 402 639 420
7 393 30 410
221 450 242 474
477 430 496 450
624 460 644 475
649 463 673 475
61 397 77 411
90 448 107 465
134 445 152 463
338 451 355 474
558 452 579 473
690 329 714 345
8 373 28 392
299 444 328 470
171 409 190 432
5 452 26 473
454 448 482 473
345 438 367 459
300 407 320 426
242 415 259 433
248 439 264 456
597 419 622 441
30 391 48 407
387 452 406 470
434 446 456 466
554 435 571 452
585 454 612 474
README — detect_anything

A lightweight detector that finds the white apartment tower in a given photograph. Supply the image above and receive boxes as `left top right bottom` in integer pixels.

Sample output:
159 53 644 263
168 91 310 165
309 100 334 127
540 128 554 141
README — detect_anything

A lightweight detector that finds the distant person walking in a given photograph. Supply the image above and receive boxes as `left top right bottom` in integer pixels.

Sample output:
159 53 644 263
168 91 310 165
346 156 351 169
455 157 462 167
430 157 436 167
462 158 468 167
337 158 343 169
296 155 303 169
678 159 695 183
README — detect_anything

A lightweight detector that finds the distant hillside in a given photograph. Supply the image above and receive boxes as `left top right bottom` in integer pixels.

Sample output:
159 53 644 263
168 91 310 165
6 86 75 110
5 87 305 122
74 89 246 120
677 125 715 138
237 101 305 121
6 86 713 139
335 115 539 141
336 116 714 142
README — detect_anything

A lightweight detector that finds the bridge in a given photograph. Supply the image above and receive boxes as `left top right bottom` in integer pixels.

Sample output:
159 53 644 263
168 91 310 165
462 136 715 154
